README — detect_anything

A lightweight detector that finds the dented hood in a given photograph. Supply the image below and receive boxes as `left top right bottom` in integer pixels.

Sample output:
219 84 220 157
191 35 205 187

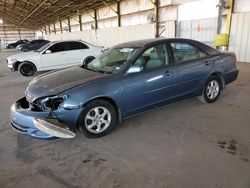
25 66 106 102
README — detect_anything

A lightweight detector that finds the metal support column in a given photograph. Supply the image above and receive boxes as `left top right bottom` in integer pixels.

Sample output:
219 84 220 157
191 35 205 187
152 0 159 38
18 29 21 39
217 0 223 34
48 24 51 34
117 1 121 27
68 17 71 32
79 15 82 31
225 0 234 35
94 9 98 29
60 20 62 33
53 23 56 34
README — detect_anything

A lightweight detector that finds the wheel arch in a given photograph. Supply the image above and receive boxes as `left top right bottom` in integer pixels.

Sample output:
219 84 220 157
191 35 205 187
198 72 225 96
15 60 37 71
76 96 121 130
209 72 225 89
85 96 121 123
83 56 95 65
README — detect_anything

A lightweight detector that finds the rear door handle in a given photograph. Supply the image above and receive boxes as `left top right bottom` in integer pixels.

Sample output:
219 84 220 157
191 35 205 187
165 70 172 77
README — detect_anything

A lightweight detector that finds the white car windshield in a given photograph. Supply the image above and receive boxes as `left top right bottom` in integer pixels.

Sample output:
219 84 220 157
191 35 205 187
87 47 140 74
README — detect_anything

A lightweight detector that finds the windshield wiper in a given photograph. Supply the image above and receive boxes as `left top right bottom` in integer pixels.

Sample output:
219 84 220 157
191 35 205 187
95 70 109 74
84 66 110 74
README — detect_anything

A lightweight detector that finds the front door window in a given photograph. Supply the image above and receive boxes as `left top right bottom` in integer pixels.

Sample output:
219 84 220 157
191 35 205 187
134 44 169 71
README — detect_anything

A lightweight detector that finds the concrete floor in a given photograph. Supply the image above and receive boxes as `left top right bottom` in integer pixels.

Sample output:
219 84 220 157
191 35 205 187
0 49 250 188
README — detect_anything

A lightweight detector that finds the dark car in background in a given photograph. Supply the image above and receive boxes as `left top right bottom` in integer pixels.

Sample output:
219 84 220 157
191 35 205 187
10 38 238 139
6 39 29 49
20 39 50 52
16 43 26 51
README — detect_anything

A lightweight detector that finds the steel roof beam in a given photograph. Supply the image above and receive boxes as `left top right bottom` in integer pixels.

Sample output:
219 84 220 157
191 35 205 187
18 0 48 26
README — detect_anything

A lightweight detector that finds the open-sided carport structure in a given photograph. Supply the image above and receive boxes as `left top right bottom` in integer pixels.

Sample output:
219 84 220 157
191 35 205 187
0 0 231 45
0 0 250 187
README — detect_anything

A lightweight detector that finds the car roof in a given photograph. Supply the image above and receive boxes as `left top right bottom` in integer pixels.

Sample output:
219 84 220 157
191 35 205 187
51 40 86 44
115 38 206 47
29 39 49 42
114 38 219 55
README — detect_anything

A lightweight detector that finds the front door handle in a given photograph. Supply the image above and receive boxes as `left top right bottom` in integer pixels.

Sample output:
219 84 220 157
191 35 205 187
165 70 172 77
205 60 213 65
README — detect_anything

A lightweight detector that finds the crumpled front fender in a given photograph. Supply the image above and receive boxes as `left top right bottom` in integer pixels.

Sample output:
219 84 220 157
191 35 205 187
10 97 84 139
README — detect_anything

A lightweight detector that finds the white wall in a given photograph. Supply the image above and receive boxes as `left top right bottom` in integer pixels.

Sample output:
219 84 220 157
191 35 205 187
229 13 250 62
234 0 250 13
0 24 35 44
177 17 218 46
46 24 155 47
178 0 219 21
45 0 178 47
227 0 250 62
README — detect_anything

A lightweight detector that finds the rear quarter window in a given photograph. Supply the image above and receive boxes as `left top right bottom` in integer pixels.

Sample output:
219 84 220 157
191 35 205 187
170 42 207 63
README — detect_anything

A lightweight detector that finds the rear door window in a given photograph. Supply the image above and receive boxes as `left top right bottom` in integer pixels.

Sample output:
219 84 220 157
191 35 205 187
170 42 207 63
67 42 89 51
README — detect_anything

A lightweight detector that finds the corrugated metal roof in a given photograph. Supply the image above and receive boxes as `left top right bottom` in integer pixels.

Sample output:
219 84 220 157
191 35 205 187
0 0 116 28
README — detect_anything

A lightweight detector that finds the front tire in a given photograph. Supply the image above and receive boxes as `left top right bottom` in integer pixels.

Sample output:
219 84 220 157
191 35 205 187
199 75 221 103
18 62 36 76
79 100 117 138
22 47 29 52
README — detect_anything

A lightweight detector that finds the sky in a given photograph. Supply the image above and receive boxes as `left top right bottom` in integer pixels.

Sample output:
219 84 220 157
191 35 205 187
178 0 219 21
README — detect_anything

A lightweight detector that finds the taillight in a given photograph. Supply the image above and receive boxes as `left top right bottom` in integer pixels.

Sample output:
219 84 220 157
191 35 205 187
231 53 237 63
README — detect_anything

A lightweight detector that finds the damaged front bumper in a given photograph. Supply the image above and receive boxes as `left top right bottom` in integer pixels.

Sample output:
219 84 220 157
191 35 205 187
10 97 83 139
6 59 17 71
33 118 76 138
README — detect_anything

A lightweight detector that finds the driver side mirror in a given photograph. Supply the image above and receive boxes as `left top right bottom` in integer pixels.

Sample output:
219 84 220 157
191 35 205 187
45 50 51 54
127 65 143 74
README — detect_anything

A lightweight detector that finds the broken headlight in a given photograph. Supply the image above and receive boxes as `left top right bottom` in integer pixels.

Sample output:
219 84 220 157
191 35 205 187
39 95 67 111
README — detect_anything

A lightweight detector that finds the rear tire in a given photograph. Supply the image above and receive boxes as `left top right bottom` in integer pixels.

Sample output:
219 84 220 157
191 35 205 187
79 99 117 138
18 62 36 77
83 56 95 66
199 75 221 103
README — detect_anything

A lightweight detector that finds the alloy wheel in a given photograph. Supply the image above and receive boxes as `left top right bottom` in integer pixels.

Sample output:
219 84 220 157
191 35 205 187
21 64 33 75
206 80 220 100
84 106 111 134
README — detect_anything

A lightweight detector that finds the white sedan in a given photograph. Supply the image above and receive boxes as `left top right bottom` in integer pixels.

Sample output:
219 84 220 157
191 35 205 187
6 40 104 76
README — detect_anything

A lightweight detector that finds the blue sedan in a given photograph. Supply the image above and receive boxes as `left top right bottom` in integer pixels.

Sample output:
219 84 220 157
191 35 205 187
10 38 239 139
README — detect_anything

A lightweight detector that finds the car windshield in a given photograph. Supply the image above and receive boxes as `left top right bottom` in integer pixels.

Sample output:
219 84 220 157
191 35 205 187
86 47 140 74
35 43 51 53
